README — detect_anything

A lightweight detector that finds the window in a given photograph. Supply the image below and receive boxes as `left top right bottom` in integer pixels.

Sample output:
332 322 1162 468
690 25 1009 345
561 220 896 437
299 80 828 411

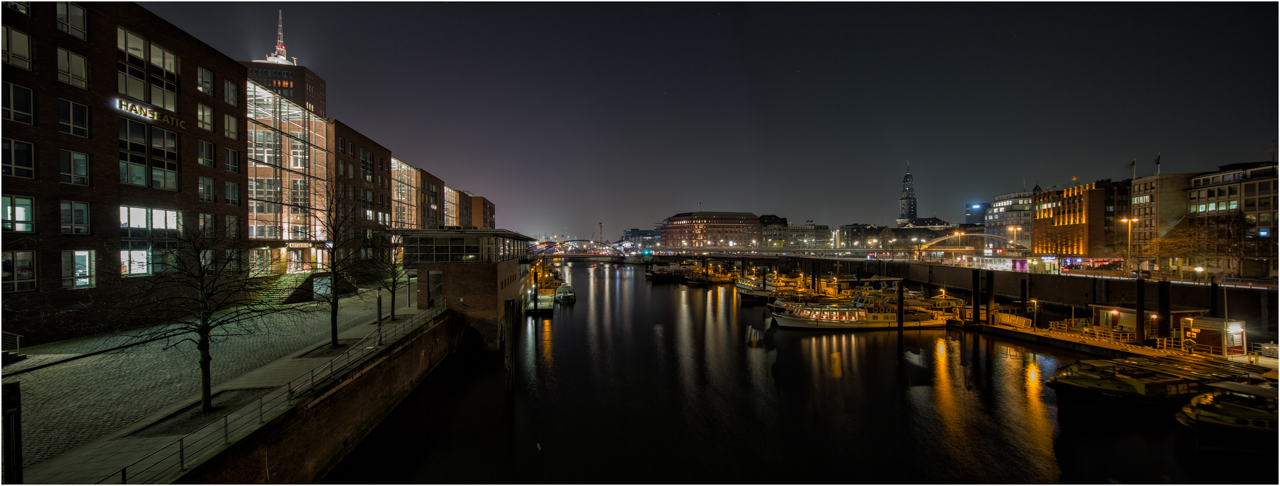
59 99 88 136
116 28 177 110
226 215 238 239
57 3 87 40
1229 200 1238 210
199 177 215 202
224 80 237 106
3 26 31 70
3 138 34 178
197 67 213 94
199 213 214 237
5 2 30 15
225 249 240 274
60 200 89 234
60 150 89 185
224 114 238 140
226 182 240 206
119 121 180 190
119 206 179 275
198 104 213 131
197 141 215 166
57 48 88 88
3 250 35 292
225 148 239 173
3 82 33 123
2 195 34 231
61 250 94 288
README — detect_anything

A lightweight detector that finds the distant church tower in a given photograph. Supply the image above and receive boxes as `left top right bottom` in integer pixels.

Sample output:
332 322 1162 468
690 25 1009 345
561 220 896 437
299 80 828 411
896 162 917 227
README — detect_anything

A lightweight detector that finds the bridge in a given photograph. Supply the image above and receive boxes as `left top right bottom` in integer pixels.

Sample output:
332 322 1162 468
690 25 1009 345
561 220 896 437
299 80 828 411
919 233 1026 251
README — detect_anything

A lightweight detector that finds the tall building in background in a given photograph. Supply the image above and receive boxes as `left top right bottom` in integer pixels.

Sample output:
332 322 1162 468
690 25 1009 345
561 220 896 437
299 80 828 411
965 203 991 224
470 194 495 229
758 214 788 248
1031 179 1130 272
240 11 327 117
896 163 917 227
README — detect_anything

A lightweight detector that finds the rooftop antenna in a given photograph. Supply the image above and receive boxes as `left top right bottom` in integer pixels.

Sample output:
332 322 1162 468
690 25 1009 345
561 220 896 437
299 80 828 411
265 10 294 65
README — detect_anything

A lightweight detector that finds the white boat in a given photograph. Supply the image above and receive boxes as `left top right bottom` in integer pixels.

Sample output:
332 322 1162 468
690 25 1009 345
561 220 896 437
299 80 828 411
555 284 575 303
735 277 767 292
772 297 946 330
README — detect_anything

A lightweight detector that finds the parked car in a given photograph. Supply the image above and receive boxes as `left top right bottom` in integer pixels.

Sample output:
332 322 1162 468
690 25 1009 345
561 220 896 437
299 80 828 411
1128 270 1152 278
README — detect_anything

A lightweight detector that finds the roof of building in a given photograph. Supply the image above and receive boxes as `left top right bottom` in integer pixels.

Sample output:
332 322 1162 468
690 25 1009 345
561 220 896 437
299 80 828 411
669 211 759 218
385 228 535 241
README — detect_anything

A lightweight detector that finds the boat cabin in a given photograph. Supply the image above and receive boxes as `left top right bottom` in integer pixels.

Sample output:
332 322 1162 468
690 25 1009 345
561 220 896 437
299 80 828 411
1088 303 1207 338
1180 317 1248 358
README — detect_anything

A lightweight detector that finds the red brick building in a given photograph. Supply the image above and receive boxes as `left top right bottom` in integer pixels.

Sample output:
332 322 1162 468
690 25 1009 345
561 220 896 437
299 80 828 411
3 3 248 321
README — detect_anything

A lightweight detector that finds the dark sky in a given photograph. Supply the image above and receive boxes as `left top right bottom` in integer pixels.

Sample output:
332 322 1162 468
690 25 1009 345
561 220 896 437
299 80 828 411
144 2 1278 240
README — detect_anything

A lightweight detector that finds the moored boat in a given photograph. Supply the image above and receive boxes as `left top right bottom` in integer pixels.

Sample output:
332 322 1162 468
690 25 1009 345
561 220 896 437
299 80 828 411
555 284 575 303
1046 357 1257 405
771 296 945 330
1175 382 1277 445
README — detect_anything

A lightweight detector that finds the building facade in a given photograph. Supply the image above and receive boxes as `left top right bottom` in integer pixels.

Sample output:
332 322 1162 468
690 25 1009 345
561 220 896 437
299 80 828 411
1031 180 1130 270
1128 172 1194 269
1184 162 1277 278
470 195 495 229
986 191 1033 251
658 212 763 249
3 2 250 325
757 214 788 248
390 157 419 230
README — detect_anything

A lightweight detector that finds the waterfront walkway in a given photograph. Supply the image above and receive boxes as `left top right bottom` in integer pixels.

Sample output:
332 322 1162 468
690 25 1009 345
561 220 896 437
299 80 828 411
2 284 420 483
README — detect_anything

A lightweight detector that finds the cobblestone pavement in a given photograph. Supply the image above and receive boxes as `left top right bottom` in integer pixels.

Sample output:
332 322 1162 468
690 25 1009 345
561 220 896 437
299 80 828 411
3 285 416 468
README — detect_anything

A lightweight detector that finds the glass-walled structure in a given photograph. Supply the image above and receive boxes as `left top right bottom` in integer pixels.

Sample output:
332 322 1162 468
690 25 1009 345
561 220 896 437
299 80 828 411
245 80 330 274
398 229 533 264
443 186 459 227
391 157 420 230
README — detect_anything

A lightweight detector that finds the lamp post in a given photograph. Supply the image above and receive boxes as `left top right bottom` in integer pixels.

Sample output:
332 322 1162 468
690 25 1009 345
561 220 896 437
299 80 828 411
1121 218 1134 276
1195 266 1204 284
1009 226 1021 255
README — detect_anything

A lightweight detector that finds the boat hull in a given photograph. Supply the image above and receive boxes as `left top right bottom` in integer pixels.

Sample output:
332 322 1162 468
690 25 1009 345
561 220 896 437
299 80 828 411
772 312 945 330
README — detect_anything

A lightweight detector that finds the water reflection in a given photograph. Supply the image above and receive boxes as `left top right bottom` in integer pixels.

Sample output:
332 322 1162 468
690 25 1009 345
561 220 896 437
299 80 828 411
328 262 1277 484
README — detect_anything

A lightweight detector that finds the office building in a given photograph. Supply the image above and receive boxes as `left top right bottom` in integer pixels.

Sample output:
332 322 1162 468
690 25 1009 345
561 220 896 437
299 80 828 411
658 212 763 249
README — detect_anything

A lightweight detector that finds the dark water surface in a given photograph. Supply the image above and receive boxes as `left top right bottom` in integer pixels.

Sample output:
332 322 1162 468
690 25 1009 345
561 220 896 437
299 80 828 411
324 262 1277 483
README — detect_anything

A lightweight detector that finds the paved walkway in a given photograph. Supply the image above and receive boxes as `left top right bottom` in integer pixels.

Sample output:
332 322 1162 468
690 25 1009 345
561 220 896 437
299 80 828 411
3 284 419 472
987 323 1280 372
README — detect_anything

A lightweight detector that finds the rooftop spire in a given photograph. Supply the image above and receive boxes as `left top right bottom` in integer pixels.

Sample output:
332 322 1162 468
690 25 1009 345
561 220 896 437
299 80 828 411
264 10 294 65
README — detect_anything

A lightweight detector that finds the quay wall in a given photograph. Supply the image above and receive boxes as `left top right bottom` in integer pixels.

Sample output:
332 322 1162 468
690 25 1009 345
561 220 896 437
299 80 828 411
776 258 1278 341
175 310 461 484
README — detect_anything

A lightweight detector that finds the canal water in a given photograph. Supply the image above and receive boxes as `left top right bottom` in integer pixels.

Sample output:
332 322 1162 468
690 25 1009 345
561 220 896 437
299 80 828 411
324 262 1277 484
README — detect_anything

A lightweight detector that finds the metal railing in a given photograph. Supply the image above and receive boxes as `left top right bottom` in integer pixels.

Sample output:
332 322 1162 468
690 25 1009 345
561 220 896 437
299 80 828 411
2 331 21 353
96 305 446 484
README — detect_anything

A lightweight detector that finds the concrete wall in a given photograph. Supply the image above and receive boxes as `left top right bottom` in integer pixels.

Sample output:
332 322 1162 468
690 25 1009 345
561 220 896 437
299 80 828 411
176 311 459 484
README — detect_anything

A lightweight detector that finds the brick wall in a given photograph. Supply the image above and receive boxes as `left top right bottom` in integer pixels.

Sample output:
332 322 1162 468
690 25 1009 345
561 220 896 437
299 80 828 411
415 259 528 350
176 311 458 484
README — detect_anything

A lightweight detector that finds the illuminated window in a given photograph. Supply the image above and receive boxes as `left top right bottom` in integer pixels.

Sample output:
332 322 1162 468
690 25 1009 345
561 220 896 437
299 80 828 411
61 250 94 288
57 48 88 88
2 195 34 231
3 26 31 70
56 3 87 40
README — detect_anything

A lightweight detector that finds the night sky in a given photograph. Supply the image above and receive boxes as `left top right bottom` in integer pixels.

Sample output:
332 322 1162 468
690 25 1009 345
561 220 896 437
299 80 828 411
144 2 1278 241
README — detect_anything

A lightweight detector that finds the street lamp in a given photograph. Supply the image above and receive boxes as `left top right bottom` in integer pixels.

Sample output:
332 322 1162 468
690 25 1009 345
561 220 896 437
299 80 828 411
1009 226 1021 254
1195 266 1204 284
1120 218 1134 275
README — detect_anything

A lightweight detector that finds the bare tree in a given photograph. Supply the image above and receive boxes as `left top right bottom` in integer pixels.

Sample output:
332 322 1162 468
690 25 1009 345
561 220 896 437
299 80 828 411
362 231 409 320
99 201 308 412
308 182 369 347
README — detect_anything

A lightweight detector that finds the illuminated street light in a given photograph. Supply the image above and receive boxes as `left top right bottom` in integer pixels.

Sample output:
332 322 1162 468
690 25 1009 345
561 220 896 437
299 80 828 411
1120 218 1134 275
